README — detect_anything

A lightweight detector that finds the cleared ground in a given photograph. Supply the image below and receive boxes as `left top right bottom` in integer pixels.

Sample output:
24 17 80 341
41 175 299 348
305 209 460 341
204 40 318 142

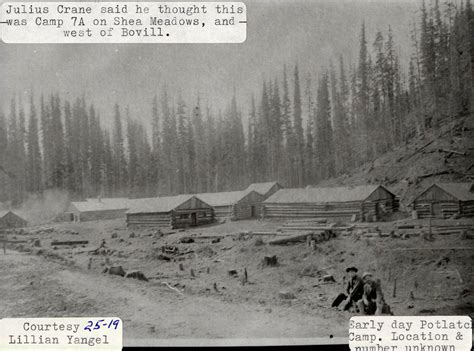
1 217 473 345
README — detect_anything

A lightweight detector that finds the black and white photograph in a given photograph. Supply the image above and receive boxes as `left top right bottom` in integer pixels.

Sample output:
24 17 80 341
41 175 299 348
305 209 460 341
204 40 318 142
0 0 473 347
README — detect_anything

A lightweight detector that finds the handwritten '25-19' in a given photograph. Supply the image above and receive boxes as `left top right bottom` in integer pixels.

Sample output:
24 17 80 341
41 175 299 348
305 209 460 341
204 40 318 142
84 319 120 332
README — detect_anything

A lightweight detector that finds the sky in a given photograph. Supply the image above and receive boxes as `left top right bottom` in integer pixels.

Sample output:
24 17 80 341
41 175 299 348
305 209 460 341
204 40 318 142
0 0 422 128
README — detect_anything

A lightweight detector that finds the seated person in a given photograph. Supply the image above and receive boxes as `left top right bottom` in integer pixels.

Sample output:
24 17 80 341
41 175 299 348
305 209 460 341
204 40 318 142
332 266 363 311
356 272 378 315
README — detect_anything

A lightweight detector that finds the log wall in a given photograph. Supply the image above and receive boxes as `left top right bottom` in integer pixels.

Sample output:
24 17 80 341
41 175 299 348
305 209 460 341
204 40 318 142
127 208 215 229
264 198 396 222
77 209 128 222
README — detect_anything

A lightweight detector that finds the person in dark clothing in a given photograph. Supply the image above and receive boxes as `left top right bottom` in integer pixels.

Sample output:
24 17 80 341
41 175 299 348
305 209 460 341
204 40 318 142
357 272 378 315
332 266 364 311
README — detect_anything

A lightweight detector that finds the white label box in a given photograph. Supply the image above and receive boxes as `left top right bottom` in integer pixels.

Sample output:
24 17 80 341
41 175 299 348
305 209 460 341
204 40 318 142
349 316 472 351
0 317 122 350
0 2 247 43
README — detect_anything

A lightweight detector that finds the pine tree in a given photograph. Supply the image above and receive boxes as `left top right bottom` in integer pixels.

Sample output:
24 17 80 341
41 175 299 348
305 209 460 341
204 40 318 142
112 103 126 195
357 22 371 162
281 65 293 186
26 94 42 193
150 95 160 194
315 73 335 180
293 64 304 187
193 96 207 192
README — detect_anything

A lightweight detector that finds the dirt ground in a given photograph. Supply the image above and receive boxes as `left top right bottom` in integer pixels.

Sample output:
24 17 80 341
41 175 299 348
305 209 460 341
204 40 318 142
1 218 473 345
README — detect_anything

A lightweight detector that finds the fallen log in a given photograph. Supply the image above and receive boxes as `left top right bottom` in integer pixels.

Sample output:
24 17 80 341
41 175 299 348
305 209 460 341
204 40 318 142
51 240 89 246
418 170 450 179
438 148 466 156
385 247 474 251
269 231 331 245
282 225 349 231
251 231 281 236
161 281 184 295
269 232 314 245
0 239 28 243
398 140 434 162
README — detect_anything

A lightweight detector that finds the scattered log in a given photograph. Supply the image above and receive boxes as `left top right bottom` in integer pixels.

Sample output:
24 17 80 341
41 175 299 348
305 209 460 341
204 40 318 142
161 281 184 295
125 271 148 281
387 247 474 251
398 140 434 162
397 224 415 229
438 148 466 156
51 240 88 246
103 265 126 277
268 232 317 245
418 170 451 179
251 231 281 236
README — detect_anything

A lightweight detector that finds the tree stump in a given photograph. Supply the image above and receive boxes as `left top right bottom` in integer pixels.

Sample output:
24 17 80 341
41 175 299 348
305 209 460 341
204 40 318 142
263 256 278 266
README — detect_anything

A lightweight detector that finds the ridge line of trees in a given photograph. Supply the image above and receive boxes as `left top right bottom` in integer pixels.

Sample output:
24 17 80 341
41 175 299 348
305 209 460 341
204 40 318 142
0 0 472 206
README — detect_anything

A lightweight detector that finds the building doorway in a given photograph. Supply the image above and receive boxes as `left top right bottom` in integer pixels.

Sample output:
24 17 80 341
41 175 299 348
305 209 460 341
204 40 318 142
191 212 197 226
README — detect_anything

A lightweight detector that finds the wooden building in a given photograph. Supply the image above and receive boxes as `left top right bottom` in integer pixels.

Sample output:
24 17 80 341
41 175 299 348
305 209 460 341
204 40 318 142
196 190 264 220
126 195 214 229
0 211 27 229
263 185 397 221
245 182 283 200
411 183 474 218
66 198 131 222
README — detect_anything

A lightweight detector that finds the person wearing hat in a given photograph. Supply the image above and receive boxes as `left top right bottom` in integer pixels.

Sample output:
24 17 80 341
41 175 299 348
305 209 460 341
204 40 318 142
356 272 378 315
331 266 364 311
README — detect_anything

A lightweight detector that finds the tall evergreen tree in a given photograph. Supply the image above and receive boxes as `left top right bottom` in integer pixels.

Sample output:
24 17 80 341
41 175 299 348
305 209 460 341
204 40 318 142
26 94 42 193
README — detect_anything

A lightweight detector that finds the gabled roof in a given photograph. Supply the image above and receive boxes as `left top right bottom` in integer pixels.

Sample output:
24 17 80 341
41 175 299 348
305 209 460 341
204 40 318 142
264 185 392 203
70 198 131 212
0 211 11 218
419 183 474 201
246 182 280 196
195 191 250 207
0 210 26 221
127 194 203 214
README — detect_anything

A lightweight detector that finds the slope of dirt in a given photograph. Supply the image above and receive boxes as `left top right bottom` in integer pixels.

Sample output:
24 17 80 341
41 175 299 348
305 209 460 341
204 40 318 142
0 247 346 343
319 116 474 209
2 217 473 344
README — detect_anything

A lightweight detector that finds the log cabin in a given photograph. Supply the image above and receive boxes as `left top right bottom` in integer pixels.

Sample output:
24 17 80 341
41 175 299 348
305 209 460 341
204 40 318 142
411 182 474 218
126 194 214 229
196 190 264 220
0 211 27 229
263 185 397 222
66 197 131 222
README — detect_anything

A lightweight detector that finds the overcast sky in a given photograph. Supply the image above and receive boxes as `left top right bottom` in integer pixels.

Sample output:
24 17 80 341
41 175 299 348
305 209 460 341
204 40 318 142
0 0 422 127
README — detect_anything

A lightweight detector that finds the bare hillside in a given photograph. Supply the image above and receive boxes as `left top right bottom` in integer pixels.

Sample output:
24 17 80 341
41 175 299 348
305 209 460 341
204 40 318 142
320 116 474 209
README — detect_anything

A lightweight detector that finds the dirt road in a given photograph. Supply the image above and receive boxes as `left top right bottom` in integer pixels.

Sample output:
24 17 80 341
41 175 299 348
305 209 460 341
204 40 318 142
0 249 346 345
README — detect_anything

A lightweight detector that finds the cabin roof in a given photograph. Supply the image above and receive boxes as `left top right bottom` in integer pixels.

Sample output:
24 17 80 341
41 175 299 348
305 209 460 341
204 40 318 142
0 210 25 221
127 194 201 214
245 182 280 196
0 211 11 218
264 185 393 203
419 183 474 201
195 191 251 207
70 198 131 212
